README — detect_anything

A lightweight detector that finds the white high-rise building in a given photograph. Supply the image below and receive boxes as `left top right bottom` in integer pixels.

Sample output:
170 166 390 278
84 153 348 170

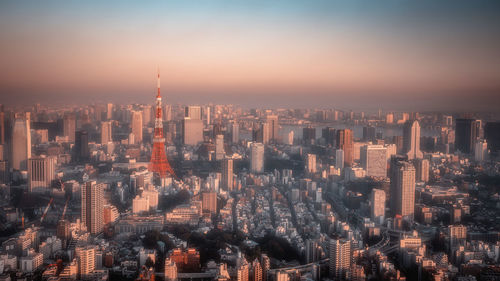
361 145 387 177
215 134 225 160
101 121 112 144
28 156 56 193
183 118 204 145
370 189 386 224
164 258 178 281
11 113 31 170
286 130 294 145
306 154 317 174
106 103 113 120
329 239 351 279
231 122 240 144
131 110 143 144
185 106 202 120
403 120 423 160
132 195 149 214
75 245 96 279
250 143 265 173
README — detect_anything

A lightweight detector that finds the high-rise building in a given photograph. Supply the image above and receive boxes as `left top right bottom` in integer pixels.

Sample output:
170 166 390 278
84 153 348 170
266 115 279 143
100 121 112 144
449 225 467 248
215 134 225 160
74 130 89 162
28 156 56 193
403 120 423 160
286 130 294 145
231 122 240 144
370 189 386 224
474 140 488 162
63 113 76 142
390 161 416 220
142 105 152 126
363 126 376 142
236 259 249 281
485 122 500 156
303 126 316 145
306 154 317 174
0 111 5 145
11 113 31 170
336 129 353 167
360 145 387 177
185 106 202 120
305 239 321 263
261 254 270 281
163 104 172 122
0 160 9 184
81 181 104 234
164 258 178 281
386 113 394 124
221 158 234 191
335 149 344 171
329 238 351 279
131 110 143 144
106 103 113 120
250 143 265 173
414 158 430 182
132 195 149 214
75 245 96 279
322 127 336 146
455 118 479 154
252 259 263 281
202 191 217 215
254 122 270 145
182 118 204 145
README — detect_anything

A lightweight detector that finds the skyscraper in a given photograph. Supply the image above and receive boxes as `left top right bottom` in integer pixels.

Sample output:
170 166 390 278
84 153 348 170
474 140 488 162
329 238 351 279
231 122 240 144
303 126 316 145
215 134 225 160
360 145 387 177
100 121 112 144
185 106 202 120
363 126 376 142
28 156 56 193
74 130 89 162
335 149 344 171
322 127 336 146
131 110 143 144
370 189 386 224
75 245 96 279
266 115 279 143
202 191 217 215
414 158 430 182
403 120 423 160
336 129 353 167
221 158 234 191
455 118 479 154
81 181 104 234
250 143 265 173
182 118 204 145
106 103 113 120
390 161 416 220
485 122 500 156
306 154 317 174
11 113 31 171
63 113 76 142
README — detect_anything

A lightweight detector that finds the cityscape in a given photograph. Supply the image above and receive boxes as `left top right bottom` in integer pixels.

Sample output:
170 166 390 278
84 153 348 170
1 1 500 281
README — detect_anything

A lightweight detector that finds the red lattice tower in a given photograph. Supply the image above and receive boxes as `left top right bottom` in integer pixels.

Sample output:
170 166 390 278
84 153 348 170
149 70 175 178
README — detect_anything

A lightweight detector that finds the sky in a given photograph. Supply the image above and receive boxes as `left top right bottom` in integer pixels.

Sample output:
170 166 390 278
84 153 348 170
0 0 499 111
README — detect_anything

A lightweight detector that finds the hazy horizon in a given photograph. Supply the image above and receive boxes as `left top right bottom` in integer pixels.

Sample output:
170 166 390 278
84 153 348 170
1 0 500 111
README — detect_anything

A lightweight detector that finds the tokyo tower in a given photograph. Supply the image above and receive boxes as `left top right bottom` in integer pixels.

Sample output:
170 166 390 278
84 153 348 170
149 69 175 178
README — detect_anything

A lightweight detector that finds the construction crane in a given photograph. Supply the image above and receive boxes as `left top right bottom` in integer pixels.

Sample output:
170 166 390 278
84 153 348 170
61 198 69 220
40 198 54 224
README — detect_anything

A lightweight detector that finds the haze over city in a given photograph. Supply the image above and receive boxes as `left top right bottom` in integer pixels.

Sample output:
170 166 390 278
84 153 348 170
1 1 500 281
1 0 500 110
